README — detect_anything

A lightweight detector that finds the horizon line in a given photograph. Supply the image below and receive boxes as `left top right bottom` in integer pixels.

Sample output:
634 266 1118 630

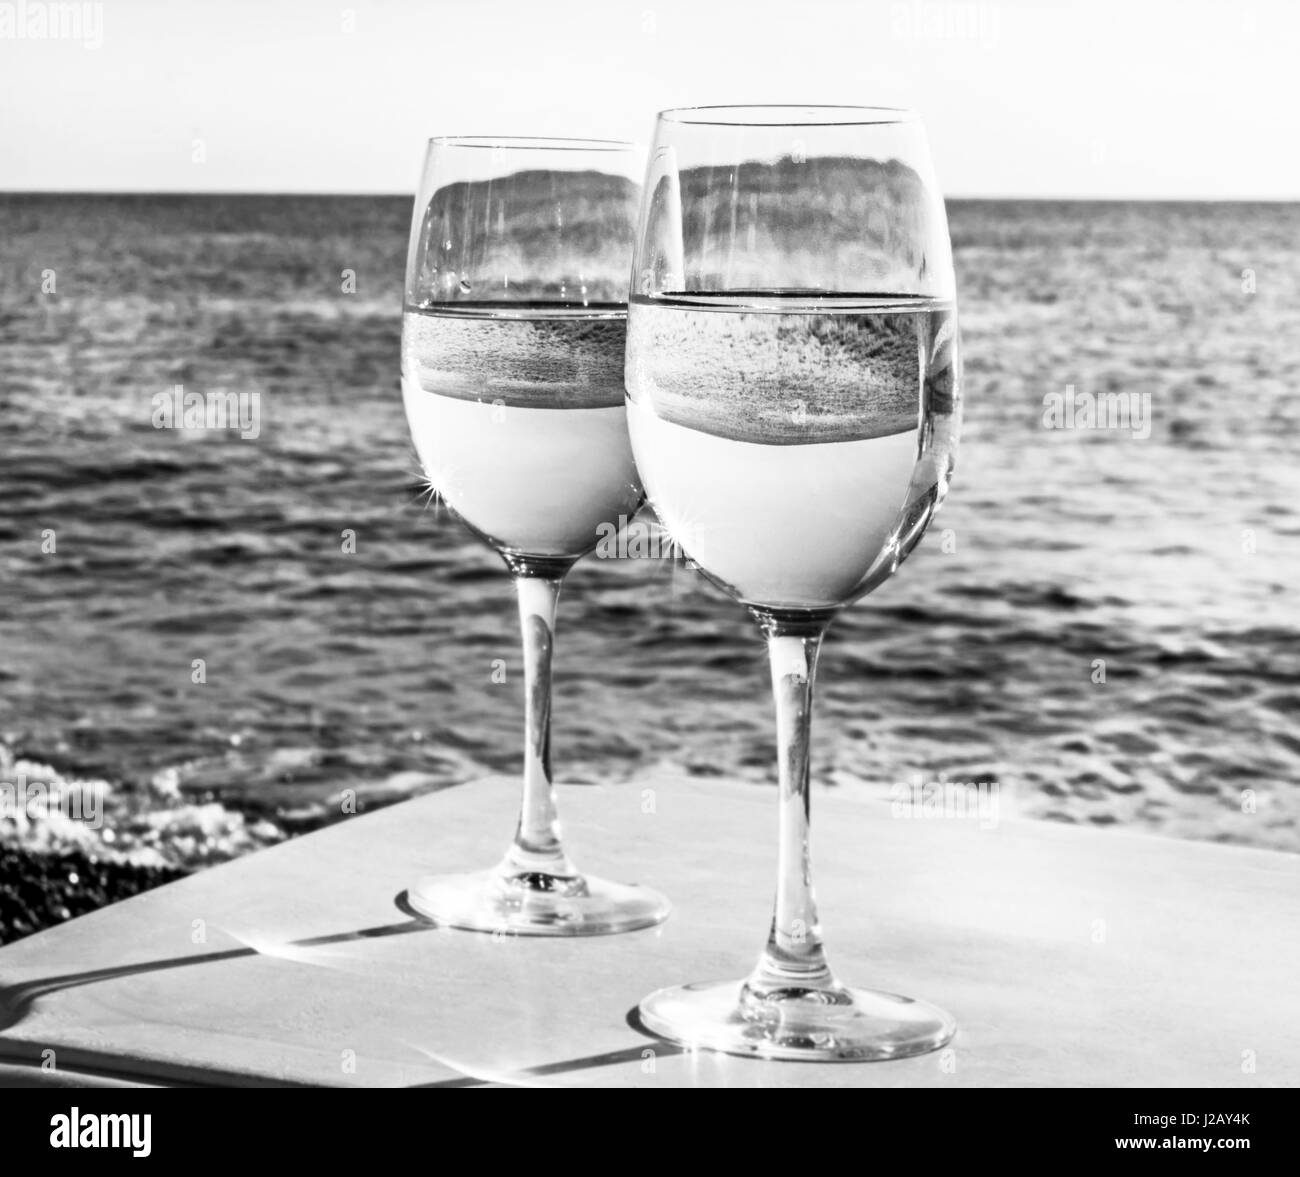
1 188 1298 204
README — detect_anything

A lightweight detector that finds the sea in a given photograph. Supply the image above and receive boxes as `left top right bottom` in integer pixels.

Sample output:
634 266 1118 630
2 194 1298 869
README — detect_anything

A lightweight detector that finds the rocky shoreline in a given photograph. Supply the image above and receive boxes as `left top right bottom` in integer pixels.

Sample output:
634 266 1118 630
0 844 187 946
0 745 286 946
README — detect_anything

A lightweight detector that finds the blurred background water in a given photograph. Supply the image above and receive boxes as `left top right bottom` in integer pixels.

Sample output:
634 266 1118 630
2 194 1298 885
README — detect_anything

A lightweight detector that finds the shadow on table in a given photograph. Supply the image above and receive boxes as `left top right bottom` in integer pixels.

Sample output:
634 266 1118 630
0 895 436 1038
409 1041 683 1087
0 891 678 1086
403 897 685 1086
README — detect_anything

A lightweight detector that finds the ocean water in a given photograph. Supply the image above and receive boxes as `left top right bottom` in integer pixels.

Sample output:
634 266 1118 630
1 194 1298 863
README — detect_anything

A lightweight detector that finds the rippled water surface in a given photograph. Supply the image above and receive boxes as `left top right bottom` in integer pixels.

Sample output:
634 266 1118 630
2 194 1297 858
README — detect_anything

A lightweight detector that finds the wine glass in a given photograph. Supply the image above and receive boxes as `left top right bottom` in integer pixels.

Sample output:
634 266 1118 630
401 136 669 935
625 106 962 1057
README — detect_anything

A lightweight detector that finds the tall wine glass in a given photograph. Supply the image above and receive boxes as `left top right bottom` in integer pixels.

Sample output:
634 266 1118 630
626 106 962 1057
401 136 669 935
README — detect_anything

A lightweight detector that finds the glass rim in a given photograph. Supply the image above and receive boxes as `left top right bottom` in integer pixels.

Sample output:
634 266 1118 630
655 104 919 127
425 135 637 152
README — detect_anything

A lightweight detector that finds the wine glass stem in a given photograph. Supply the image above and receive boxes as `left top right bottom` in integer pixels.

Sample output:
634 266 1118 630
750 627 836 995
503 573 578 878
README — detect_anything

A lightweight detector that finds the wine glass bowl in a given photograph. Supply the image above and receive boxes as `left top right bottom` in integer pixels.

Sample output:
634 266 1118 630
626 106 962 1057
626 106 962 615
403 136 647 568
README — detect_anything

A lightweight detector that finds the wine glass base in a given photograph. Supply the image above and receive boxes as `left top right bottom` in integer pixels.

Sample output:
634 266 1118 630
638 979 955 1062
407 868 670 937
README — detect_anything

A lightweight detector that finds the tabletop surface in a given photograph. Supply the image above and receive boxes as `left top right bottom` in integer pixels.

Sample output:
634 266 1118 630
0 775 1296 1087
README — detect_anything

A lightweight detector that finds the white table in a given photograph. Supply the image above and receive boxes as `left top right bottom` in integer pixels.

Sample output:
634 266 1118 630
0 776 1295 1087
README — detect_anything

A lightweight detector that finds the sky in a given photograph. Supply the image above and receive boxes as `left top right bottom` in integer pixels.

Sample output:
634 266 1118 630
1 0 1296 199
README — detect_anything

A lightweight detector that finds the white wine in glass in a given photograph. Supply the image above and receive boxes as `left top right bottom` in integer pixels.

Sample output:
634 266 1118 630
626 107 962 1058
401 136 670 936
